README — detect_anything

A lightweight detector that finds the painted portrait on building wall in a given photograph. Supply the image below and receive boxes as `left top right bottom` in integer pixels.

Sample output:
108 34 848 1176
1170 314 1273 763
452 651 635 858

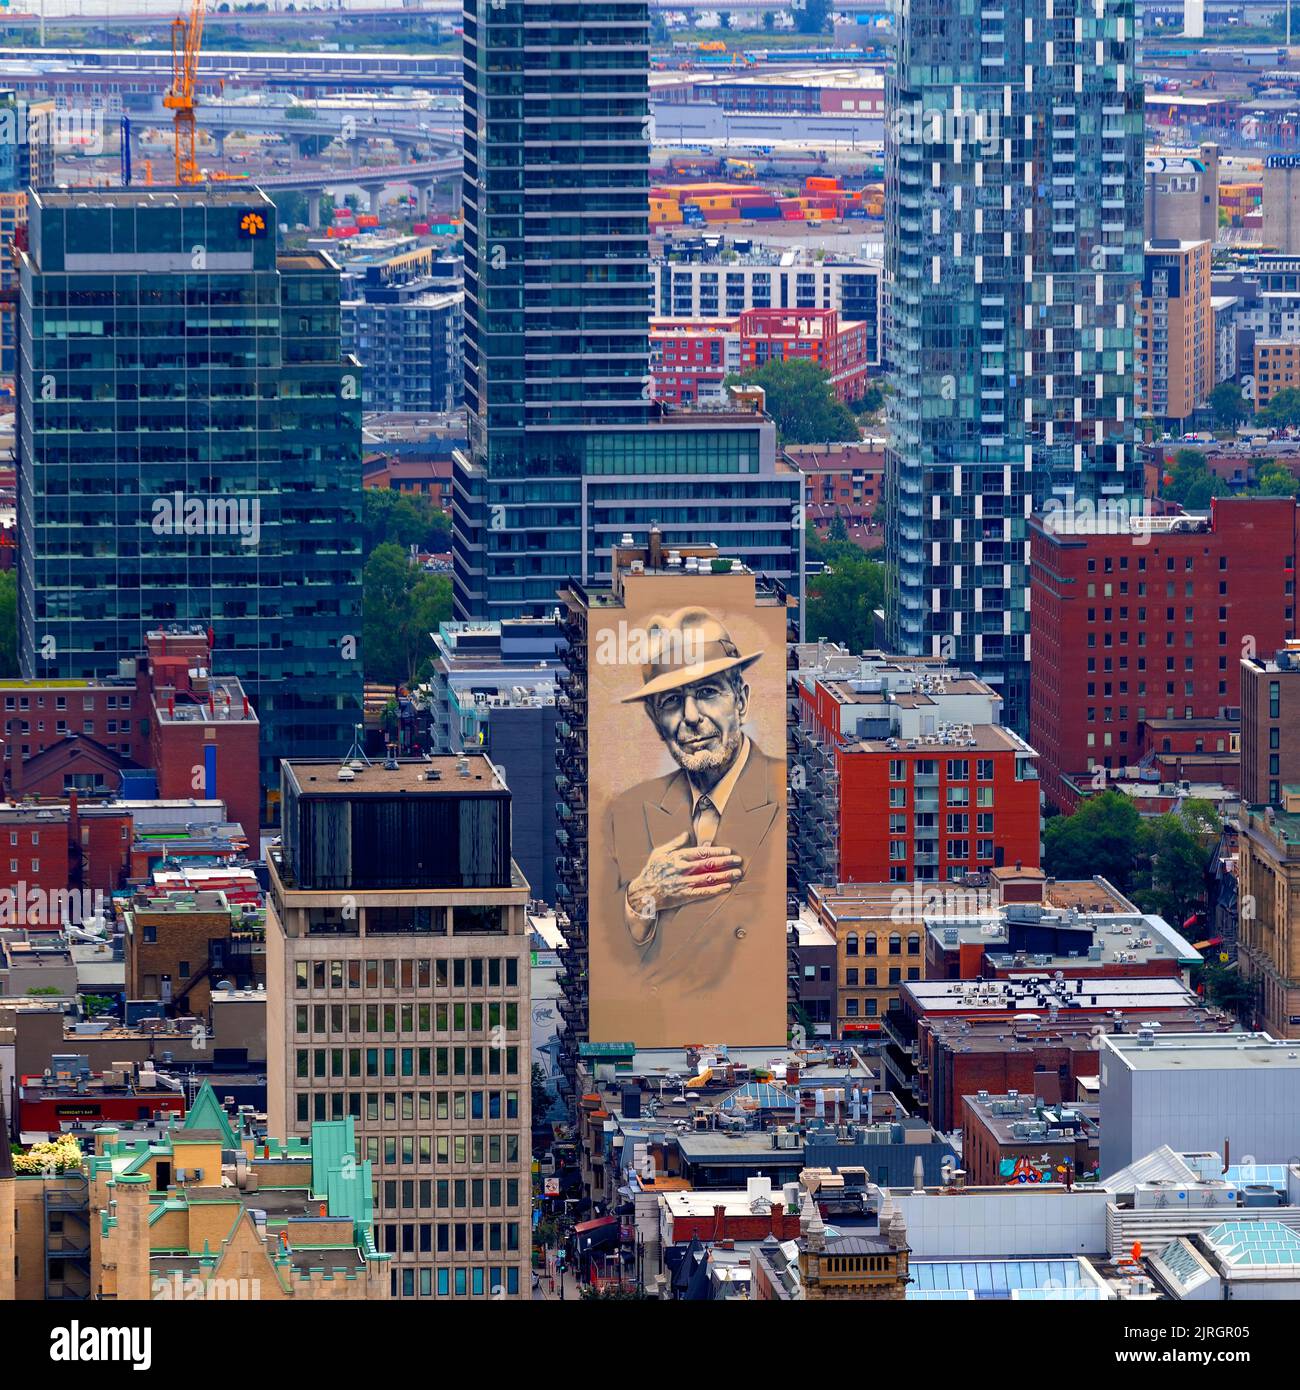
587 574 787 1048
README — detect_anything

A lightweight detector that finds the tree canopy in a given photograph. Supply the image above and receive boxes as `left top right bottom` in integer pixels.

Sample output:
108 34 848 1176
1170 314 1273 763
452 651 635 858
361 487 452 558
727 359 860 445
1207 381 1248 430
804 528 886 653
0 569 16 678
361 543 451 686
1259 386 1300 429
1044 792 1221 926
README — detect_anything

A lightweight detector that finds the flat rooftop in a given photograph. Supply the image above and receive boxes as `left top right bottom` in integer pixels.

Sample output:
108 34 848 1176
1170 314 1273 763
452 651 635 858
283 756 506 797
906 975 1198 1014
35 187 273 209
1106 1031 1300 1072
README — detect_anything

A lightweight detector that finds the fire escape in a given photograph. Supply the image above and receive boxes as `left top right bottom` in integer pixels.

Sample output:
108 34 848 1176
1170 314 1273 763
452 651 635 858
44 1172 92 1300
554 605 589 1106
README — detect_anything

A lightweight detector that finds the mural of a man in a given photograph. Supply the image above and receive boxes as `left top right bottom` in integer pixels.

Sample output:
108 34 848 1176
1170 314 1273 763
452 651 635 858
600 607 784 1019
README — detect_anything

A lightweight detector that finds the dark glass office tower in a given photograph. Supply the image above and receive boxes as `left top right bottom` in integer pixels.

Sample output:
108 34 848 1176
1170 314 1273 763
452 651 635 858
884 0 1144 734
455 0 801 620
16 189 362 819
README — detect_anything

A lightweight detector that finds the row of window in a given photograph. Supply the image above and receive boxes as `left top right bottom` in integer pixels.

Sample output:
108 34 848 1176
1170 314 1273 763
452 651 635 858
294 1045 522 1085
891 839 997 860
844 933 920 957
295 956 520 991
363 1132 522 1168
5 719 136 736
843 996 893 1017
889 758 998 781
378 1221 521 1256
845 966 920 986
886 785 997 809
391 1265 522 1299
2 693 117 711
1085 554 1231 575
374 1175 523 1215
294 1000 519 1038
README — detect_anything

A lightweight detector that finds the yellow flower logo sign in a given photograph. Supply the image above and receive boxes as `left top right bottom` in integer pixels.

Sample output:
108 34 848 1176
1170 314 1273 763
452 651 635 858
240 212 266 237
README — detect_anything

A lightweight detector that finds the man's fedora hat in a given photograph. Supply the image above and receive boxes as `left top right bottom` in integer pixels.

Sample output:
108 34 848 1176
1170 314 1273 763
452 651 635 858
621 607 764 703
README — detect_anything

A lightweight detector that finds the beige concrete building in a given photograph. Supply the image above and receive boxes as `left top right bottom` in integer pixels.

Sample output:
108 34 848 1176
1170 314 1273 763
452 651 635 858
1253 338 1300 410
1238 790 1300 1039
6 1082 388 1300
1137 238 1214 424
1145 144 1220 246
1264 158 1300 254
266 755 532 1301
1241 642 1300 808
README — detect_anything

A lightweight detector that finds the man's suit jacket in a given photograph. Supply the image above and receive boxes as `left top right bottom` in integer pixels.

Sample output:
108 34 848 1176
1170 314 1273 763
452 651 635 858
593 741 785 1043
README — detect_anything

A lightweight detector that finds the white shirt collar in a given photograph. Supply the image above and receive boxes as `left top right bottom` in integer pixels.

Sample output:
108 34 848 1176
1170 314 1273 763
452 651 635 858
688 736 750 818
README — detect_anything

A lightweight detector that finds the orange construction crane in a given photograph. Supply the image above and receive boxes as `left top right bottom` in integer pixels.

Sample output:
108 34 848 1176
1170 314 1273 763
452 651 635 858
162 0 206 184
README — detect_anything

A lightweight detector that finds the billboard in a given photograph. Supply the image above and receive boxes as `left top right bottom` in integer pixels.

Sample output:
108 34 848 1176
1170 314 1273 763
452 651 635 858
586 571 787 1048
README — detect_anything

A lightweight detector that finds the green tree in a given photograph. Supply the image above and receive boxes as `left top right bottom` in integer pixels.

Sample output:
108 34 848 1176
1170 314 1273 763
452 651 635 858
805 547 885 652
1195 957 1257 1021
1207 381 1248 430
362 543 451 686
1042 791 1142 892
1260 386 1300 428
362 487 451 557
854 381 887 416
1132 800 1221 927
794 0 831 34
727 359 859 445
0 569 16 677
1256 463 1300 497
1164 450 1228 509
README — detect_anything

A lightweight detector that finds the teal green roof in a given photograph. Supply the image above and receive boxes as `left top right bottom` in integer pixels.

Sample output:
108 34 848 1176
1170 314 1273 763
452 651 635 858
309 1114 381 1255
1205 1221 1300 1268
182 1080 238 1148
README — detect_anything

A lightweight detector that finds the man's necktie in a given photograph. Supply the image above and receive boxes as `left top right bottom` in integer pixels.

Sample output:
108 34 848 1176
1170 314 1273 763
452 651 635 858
693 794 720 848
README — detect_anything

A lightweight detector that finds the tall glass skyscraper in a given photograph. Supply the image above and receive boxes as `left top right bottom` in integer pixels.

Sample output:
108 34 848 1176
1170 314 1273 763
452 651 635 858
884 0 1144 733
16 189 363 818
454 0 801 620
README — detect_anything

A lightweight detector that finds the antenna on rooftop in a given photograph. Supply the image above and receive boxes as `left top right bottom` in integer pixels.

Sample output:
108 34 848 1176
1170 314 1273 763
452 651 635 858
342 723 371 770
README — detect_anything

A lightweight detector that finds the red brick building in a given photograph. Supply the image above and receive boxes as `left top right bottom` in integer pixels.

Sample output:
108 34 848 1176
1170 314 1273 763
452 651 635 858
0 795 132 914
786 441 885 550
651 307 870 406
362 452 453 508
887 977 1233 1131
0 626 260 836
1029 498 1298 812
790 650 1041 892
